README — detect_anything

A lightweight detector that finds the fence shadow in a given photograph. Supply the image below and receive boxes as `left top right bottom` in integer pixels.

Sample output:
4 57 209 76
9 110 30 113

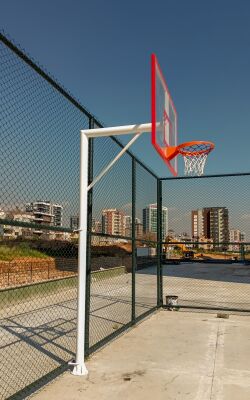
137 262 250 284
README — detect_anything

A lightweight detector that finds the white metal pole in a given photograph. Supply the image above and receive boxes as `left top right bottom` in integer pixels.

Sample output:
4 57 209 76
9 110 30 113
72 132 88 376
82 122 153 138
72 122 152 376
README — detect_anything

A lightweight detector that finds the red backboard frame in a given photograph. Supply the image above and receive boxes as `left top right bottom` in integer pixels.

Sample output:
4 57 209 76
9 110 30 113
151 54 178 176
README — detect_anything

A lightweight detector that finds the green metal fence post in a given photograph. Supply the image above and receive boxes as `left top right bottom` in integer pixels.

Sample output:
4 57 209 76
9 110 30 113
132 158 136 323
240 243 245 262
85 117 94 356
157 179 163 307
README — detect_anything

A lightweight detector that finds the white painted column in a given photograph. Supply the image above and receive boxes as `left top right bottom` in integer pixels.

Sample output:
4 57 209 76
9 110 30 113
72 122 152 376
72 132 88 376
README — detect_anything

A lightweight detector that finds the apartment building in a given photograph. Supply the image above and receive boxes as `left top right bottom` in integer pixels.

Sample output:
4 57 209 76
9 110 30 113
92 218 102 233
143 204 168 240
124 215 132 237
229 229 245 251
102 209 125 236
26 201 63 237
70 216 79 231
0 209 34 239
192 207 229 250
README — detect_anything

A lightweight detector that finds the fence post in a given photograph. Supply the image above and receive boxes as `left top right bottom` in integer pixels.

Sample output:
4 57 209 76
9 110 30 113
157 179 163 307
72 129 88 375
131 157 136 323
240 243 245 262
84 117 94 356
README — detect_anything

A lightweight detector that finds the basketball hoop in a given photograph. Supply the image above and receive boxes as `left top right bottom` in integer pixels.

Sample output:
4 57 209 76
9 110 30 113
177 141 215 176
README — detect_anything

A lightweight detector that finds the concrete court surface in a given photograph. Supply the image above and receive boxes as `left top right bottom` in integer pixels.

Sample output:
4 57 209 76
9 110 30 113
31 310 250 400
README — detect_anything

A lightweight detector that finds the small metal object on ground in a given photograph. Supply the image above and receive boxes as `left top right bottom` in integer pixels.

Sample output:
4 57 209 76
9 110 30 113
166 295 179 310
217 313 229 319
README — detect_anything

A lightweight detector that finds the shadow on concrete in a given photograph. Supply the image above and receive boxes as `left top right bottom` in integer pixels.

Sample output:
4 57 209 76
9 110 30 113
136 262 250 284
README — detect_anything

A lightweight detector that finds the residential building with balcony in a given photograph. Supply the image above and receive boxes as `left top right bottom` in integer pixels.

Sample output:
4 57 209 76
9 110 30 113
1 209 34 239
192 207 229 250
102 209 125 237
229 229 246 251
26 201 63 237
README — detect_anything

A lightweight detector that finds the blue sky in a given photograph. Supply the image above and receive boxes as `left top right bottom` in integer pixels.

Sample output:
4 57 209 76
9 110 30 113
2 0 250 177
1 1 250 238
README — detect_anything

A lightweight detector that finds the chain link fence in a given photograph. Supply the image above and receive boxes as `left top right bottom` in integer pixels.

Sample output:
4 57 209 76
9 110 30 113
0 32 158 399
87 133 158 353
1 30 250 400
161 174 250 312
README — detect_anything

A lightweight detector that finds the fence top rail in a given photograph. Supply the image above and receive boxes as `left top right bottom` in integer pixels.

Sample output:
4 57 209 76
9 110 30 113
161 172 250 180
162 240 250 245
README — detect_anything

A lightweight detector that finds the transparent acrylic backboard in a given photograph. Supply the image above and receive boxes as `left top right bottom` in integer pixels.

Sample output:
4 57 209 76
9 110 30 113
151 54 178 176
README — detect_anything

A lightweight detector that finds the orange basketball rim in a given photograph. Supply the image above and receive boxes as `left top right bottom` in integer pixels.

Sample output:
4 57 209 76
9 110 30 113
166 141 215 176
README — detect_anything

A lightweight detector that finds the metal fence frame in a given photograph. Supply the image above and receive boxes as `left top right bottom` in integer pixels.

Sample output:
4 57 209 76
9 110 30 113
161 172 250 313
1 31 250 399
0 32 161 399
85 135 160 356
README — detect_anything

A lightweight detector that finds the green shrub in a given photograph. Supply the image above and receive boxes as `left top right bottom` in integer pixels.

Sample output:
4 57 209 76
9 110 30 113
0 244 49 261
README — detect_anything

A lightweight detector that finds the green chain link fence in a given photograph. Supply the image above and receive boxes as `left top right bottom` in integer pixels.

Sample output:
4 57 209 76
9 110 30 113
0 32 158 399
1 31 250 400
161 174 250 312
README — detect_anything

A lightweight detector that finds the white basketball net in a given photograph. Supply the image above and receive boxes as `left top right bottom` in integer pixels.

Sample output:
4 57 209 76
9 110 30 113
178 142 213 176
183 153 208 176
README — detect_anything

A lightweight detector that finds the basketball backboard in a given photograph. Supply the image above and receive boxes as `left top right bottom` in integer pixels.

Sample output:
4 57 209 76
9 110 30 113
151 54 178 176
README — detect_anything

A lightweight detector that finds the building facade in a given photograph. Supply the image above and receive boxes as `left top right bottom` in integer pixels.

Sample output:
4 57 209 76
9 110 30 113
143 204 168 240
70 216 79 231
0 209 34 239
191 207 229 250
26 201 63 237
92 218 102 233
124 215 132 237
135 218 143 238
229 229 245 251
209 207 229 249
102 209 125 236
191 209 203 240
